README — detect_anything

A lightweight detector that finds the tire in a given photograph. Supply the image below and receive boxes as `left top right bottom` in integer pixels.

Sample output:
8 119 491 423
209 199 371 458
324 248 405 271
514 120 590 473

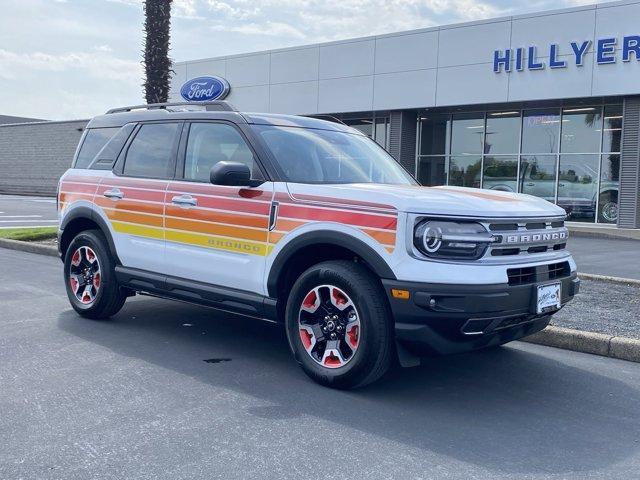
63 229 127 319
598 191 618 223
285 260 393 389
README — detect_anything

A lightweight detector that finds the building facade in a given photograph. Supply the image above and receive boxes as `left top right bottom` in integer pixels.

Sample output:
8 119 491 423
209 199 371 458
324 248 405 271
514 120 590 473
170 0 640 228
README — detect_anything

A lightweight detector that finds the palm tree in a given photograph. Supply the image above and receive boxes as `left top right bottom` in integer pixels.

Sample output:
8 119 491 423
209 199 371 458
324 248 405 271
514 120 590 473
143 0 173 104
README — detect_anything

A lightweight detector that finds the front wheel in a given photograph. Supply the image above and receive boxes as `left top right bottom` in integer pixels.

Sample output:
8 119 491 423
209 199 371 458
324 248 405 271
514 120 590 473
63 230 127 319
285 260 393 389
598 191 618 223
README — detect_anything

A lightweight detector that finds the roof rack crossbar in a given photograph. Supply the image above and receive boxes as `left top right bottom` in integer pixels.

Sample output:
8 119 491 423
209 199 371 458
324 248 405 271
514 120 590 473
106 101 237 114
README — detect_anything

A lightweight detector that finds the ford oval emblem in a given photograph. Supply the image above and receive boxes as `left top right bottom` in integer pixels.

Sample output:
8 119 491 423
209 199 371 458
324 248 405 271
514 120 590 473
180 76 230 102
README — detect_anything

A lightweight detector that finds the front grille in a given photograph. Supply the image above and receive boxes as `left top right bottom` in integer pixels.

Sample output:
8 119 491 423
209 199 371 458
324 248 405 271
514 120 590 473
507 261 570 286
487 219 568 258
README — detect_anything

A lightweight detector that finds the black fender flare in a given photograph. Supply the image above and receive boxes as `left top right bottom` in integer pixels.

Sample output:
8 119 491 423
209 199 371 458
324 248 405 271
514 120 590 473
60 206 120 263
266 230 396 297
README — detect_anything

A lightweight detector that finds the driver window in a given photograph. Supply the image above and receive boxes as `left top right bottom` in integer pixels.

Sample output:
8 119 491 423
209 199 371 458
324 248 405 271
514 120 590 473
184 123 260 182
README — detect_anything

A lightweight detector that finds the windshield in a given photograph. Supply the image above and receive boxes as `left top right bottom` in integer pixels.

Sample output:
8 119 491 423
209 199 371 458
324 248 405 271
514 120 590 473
254 125 417 185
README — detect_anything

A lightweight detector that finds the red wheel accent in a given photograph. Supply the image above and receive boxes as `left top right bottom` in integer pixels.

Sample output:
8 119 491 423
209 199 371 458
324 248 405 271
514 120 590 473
86 248 95 262
332 287 347 306
82 291 92 304
70 277 79 293
302 290 317 309
300 328 313 350
323 353 342 367
93 273 101 289
71 250 81 266
347 325 359 349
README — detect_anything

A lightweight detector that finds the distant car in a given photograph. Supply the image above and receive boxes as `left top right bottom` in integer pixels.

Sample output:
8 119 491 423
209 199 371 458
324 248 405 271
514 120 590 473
57 101 579 389
482 160 619 223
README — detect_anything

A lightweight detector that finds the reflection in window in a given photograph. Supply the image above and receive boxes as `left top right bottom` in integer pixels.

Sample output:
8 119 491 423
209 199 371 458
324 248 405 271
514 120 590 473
417 156 446 186
343 118 373 138
560 107 602 153
602 105 622 153
522 109 560 154
599 154 620 223
519 155 557 204
557 154 599 223
485 112 520 154
124 123 180 179
420 115 450 155
451 113 484 154
482 156 518 193
449 155 481 188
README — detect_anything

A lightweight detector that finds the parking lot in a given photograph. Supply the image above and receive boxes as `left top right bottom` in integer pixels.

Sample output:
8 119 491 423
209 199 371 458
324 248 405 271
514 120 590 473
0 195 58 228
1 247 640 479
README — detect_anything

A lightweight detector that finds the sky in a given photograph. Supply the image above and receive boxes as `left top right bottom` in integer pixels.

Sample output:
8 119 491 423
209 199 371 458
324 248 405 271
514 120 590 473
0 0 603 121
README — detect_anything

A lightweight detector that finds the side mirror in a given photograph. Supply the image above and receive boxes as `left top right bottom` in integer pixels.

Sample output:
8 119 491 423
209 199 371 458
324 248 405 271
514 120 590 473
210 161 262 187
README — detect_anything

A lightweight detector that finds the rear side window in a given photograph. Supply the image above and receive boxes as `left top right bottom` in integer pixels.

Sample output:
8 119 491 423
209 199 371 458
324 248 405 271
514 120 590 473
74 127 119 168
88 124 136 170
123 123 180 179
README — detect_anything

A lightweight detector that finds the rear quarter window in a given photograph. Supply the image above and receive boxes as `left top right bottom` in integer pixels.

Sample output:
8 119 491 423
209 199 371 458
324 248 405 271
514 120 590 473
74 127 119 169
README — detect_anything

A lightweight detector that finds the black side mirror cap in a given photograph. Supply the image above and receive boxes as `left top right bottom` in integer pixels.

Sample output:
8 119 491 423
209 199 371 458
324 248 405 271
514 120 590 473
210 161 263 187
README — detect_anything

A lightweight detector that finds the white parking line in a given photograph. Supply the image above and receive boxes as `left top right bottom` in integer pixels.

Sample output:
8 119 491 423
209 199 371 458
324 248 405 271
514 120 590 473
0 219 57 223
0 225 58 229
0 215 43 218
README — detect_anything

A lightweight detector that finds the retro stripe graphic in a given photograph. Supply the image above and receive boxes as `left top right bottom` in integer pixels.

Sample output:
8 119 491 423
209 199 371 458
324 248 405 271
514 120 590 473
59 175 397 256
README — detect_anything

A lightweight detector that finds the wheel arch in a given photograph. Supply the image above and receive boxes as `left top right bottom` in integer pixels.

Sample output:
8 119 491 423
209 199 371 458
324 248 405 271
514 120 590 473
267 230 396 302
60 206 120 263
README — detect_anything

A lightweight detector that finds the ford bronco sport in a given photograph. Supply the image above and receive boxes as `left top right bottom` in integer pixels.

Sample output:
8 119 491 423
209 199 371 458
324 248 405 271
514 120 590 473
58 101 579 389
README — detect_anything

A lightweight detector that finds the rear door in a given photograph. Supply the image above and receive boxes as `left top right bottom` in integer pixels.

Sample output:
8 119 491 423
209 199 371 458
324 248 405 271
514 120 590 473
97 122 182 274
164 121 273 295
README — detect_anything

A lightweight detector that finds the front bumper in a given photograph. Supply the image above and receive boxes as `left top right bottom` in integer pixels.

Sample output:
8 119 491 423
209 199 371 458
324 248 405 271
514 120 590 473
382 273 580 356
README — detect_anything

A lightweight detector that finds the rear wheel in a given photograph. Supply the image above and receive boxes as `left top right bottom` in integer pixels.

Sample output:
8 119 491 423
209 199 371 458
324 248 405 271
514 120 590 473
63 230 127 319
285 260 393 389
598 191 618 223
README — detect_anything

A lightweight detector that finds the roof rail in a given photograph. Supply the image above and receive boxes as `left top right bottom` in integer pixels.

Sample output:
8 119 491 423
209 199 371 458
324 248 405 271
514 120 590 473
106 101 238 114
303 114 347 126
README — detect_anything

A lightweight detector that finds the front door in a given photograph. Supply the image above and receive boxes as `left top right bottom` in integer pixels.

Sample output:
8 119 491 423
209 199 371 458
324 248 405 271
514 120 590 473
163 121 273 295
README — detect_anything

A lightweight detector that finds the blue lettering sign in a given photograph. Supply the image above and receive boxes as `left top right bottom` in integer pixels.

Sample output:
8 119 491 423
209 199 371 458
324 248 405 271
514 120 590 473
493 36 639 72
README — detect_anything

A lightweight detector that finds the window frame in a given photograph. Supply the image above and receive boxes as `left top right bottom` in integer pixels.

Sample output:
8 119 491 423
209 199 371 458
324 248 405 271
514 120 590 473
113 120 184 180
174 120 269 184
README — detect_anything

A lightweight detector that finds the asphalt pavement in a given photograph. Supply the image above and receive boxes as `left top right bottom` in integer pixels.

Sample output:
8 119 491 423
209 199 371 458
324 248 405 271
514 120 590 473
1 248 640 480
0 194 58 228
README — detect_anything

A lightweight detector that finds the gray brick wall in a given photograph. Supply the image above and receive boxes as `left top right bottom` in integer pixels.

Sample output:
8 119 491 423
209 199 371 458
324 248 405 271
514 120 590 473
0 120 88 196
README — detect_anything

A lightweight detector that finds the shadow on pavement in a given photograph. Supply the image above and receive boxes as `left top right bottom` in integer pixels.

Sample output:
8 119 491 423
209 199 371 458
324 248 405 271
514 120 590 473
58 295 640 476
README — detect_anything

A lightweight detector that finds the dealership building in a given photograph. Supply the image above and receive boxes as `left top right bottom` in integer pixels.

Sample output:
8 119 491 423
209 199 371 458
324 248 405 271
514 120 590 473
170 0 640 229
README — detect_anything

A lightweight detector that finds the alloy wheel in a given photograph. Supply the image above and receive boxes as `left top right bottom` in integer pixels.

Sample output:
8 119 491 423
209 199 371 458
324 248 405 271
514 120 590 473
69 246 102 305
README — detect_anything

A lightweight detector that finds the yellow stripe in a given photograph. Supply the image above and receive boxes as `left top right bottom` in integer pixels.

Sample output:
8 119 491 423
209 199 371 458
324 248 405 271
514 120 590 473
165 229 270 256
112 221 164 240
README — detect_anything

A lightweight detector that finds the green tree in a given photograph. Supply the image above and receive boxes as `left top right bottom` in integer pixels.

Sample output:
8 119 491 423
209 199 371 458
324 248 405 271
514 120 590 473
143 0 173 104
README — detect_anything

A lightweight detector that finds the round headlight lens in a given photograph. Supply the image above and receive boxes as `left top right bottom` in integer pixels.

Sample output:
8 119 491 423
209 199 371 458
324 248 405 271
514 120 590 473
422 224 443 253
413 220 491 260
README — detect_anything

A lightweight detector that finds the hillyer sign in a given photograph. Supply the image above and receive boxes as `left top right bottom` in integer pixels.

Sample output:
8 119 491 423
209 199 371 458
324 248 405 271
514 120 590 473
180 76 230 101
493 35 640 72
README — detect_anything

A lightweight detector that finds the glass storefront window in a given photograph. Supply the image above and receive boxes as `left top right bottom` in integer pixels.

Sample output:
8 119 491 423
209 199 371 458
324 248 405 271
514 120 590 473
485 112 520 154
560 107 602 153
602 105 623 153
522 109 560 154
417 156 446 187
344 118 373 138
519 155 557 204
419 115 450 155
557 154 599 223
374 117 389 149
599 153 620 223
450 113 484 154
449 155 481 188
482 156 518 193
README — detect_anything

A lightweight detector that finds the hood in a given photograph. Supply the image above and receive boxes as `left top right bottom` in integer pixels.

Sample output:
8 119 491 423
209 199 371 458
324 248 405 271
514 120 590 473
286 183 566 218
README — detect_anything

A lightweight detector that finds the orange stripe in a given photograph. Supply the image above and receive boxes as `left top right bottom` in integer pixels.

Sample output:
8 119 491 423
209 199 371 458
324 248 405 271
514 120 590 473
166 217 268 242
95 197 164 215
274 218 307 231
361 229 396 246
268 231 285 244
105 210 163 227
165 205 268 229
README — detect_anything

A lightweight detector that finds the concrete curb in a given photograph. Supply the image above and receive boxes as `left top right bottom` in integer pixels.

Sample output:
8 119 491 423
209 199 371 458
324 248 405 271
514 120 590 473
578 272 640 286
0 238 58 257
522 325 640 363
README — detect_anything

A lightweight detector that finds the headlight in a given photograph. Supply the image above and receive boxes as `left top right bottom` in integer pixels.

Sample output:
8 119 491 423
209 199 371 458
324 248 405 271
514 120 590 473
413 220 494 260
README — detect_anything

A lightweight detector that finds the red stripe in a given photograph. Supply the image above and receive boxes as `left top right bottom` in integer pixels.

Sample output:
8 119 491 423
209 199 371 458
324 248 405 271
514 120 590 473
274 192 395 212
103 177 169 190
168 182 272 201
97 185 166 203
278 204 396 230
61 182 99 195
189 195 271 215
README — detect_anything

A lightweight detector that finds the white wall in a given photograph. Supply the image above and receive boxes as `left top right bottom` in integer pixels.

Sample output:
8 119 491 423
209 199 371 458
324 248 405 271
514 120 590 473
170 0 640 114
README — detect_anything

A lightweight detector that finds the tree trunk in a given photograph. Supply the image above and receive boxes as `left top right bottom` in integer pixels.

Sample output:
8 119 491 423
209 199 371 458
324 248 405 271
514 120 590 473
143 0 173 104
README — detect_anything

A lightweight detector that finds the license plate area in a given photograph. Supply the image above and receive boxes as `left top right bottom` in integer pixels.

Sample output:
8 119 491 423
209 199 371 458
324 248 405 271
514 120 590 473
536 282 561 314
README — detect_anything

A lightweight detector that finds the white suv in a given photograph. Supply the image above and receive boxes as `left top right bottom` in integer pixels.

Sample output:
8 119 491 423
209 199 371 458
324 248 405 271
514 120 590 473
57 101 579 389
